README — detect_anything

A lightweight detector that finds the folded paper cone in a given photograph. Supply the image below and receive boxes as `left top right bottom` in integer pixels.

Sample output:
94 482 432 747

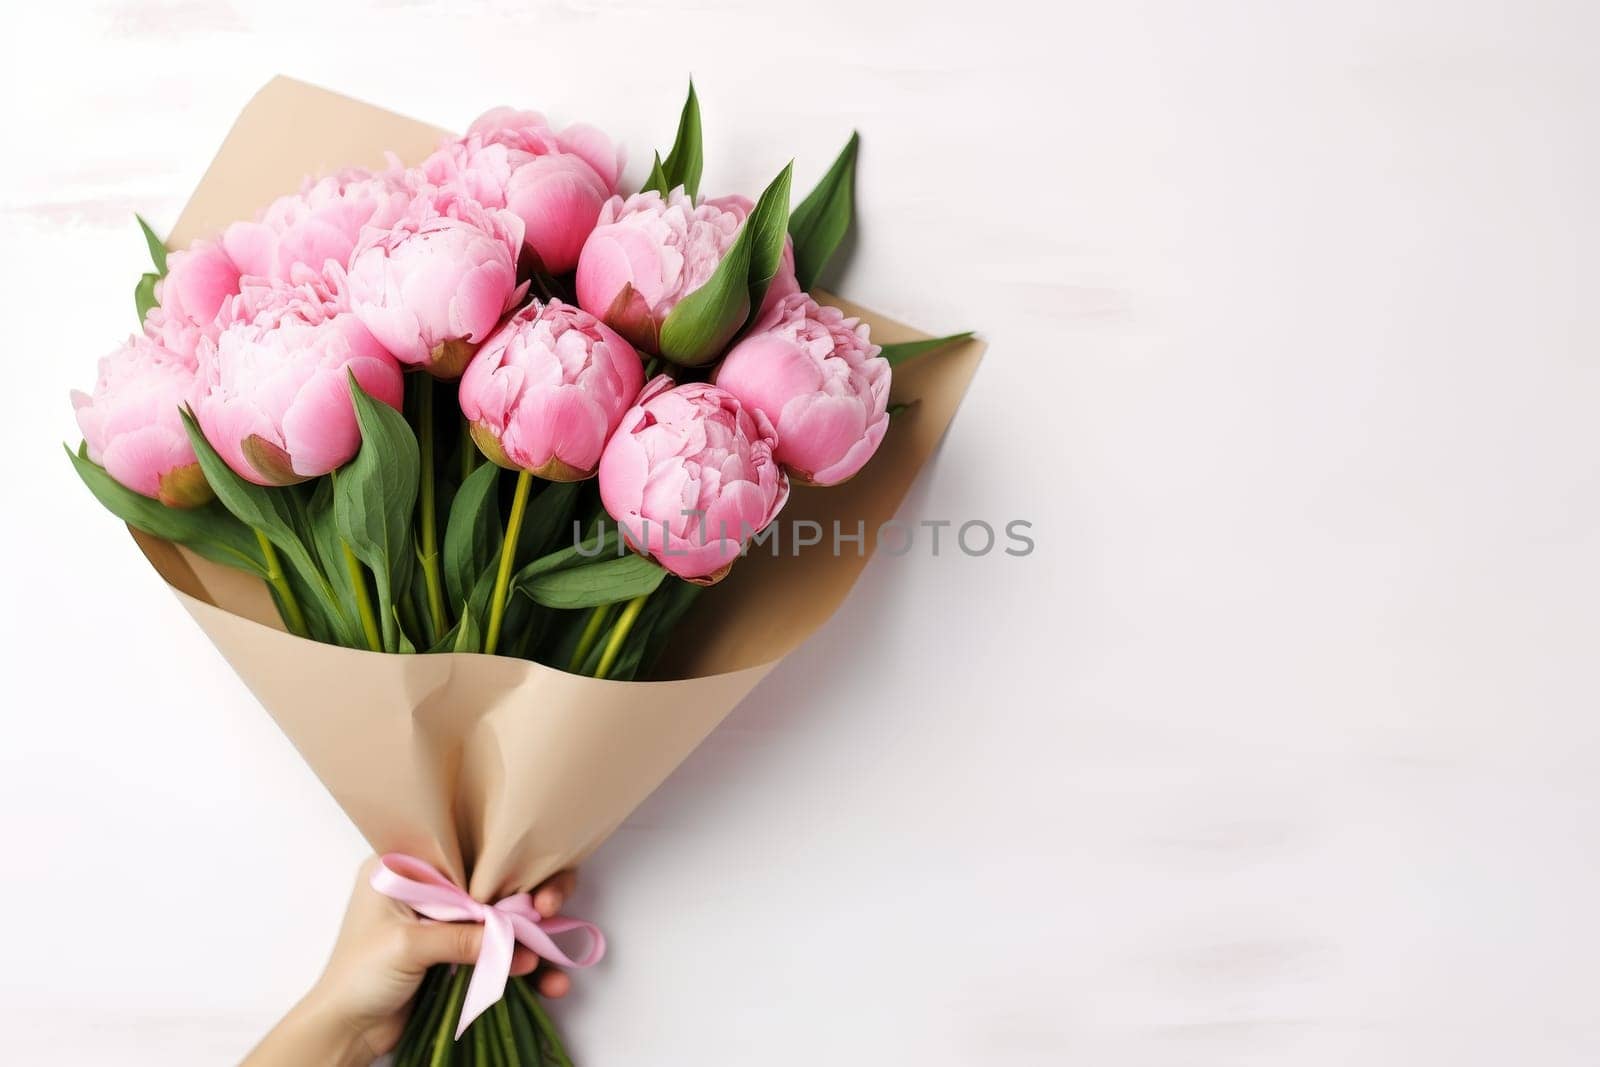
133 77 985 900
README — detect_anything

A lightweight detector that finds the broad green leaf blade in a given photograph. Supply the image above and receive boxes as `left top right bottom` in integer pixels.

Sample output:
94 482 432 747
641 152 670 197
401 548 434 647
515 480 582 561
65 443 266 576
656 163 791 366
136 214 168 275
743 162 794 324
276 550 341 644
513 525 623 592
180 409 336 615
879 331 975 368
333 380 420 653
661 80 704 200
788 132 858 290
135 273 159 324
303 478 362 645
520 554 667 610
442 461 501 610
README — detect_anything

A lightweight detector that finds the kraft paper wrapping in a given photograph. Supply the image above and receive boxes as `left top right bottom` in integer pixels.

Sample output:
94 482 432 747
133 77 985 901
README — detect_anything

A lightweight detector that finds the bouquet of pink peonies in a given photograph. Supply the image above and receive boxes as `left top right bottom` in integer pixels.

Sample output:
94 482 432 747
69 77 981 1065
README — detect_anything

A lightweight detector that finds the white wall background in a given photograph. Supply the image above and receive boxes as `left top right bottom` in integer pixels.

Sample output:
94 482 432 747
4 0 1599 1063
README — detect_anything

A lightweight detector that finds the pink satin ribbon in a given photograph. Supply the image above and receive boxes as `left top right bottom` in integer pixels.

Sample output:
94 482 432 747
370 853 606 1038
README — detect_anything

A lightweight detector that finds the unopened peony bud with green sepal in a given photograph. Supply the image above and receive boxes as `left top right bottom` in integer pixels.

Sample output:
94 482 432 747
575 163 794 364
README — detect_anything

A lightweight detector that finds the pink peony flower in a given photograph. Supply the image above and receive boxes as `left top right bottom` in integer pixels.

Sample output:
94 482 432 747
459 299 644 481
421 108 622 274
713 293 890 486
144 239 242 360
598 378 789 583
194 270 403 485
574 190 798 354
71 334 210 507
347 188 526 378
466 108 623 190
221 167 413 283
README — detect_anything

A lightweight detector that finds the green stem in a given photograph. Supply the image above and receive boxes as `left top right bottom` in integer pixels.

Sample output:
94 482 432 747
428 965 470 1067
505 985 542 1061
468 1008 493 1067
568 605 611 672
396 965 448 1067
254 530 308 636
340 539 383 652
416 376 448 641
488 1001 519 1065
512 979 574 1067
595 593 649 678
484 470 533 655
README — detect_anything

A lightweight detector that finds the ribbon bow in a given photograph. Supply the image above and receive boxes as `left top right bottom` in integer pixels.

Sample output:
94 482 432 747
370 853 606 1038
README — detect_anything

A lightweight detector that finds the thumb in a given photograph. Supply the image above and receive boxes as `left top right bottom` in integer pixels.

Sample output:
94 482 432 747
402 920 485 970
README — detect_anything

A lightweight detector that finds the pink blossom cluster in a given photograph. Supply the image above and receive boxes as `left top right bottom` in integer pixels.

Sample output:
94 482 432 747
72 106 891 581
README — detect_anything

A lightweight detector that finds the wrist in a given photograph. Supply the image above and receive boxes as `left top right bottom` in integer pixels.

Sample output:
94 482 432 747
247 987 371 1067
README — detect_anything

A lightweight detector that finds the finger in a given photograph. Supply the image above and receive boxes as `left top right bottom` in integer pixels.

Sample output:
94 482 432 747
536 967 570 998
403 920 484 969
509 946 540 978
533 870 578 917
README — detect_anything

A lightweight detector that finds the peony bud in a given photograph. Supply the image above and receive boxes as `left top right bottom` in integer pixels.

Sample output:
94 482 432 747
598 379 789 583
459 299 644 481
574 190 798 354
221 167 412 283
347 188 526 378
713 293 890 486
194 271 403 485
71 334 211 507
422 108 622 274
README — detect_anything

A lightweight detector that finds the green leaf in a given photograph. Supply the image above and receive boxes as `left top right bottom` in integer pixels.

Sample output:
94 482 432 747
400 549 434 647
136 214 168 275
515 480 582 561
333 379 420 653
442 461 501 611
393 605 417 654
879 331 975 368
661 80 704 200
519 554 666 610
135 272 160 323
431 566 500 652
658 244 750 366
743 161 794 324
452 599 482 653
513 525 622 590
180 410 338 616
641 152 670 197
65 443 266 576
788 132 858 290
303 478 362 644
657 162 792 366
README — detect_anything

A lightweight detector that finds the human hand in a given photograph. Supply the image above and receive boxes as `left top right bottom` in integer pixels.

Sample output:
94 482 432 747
246 857 578 1067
